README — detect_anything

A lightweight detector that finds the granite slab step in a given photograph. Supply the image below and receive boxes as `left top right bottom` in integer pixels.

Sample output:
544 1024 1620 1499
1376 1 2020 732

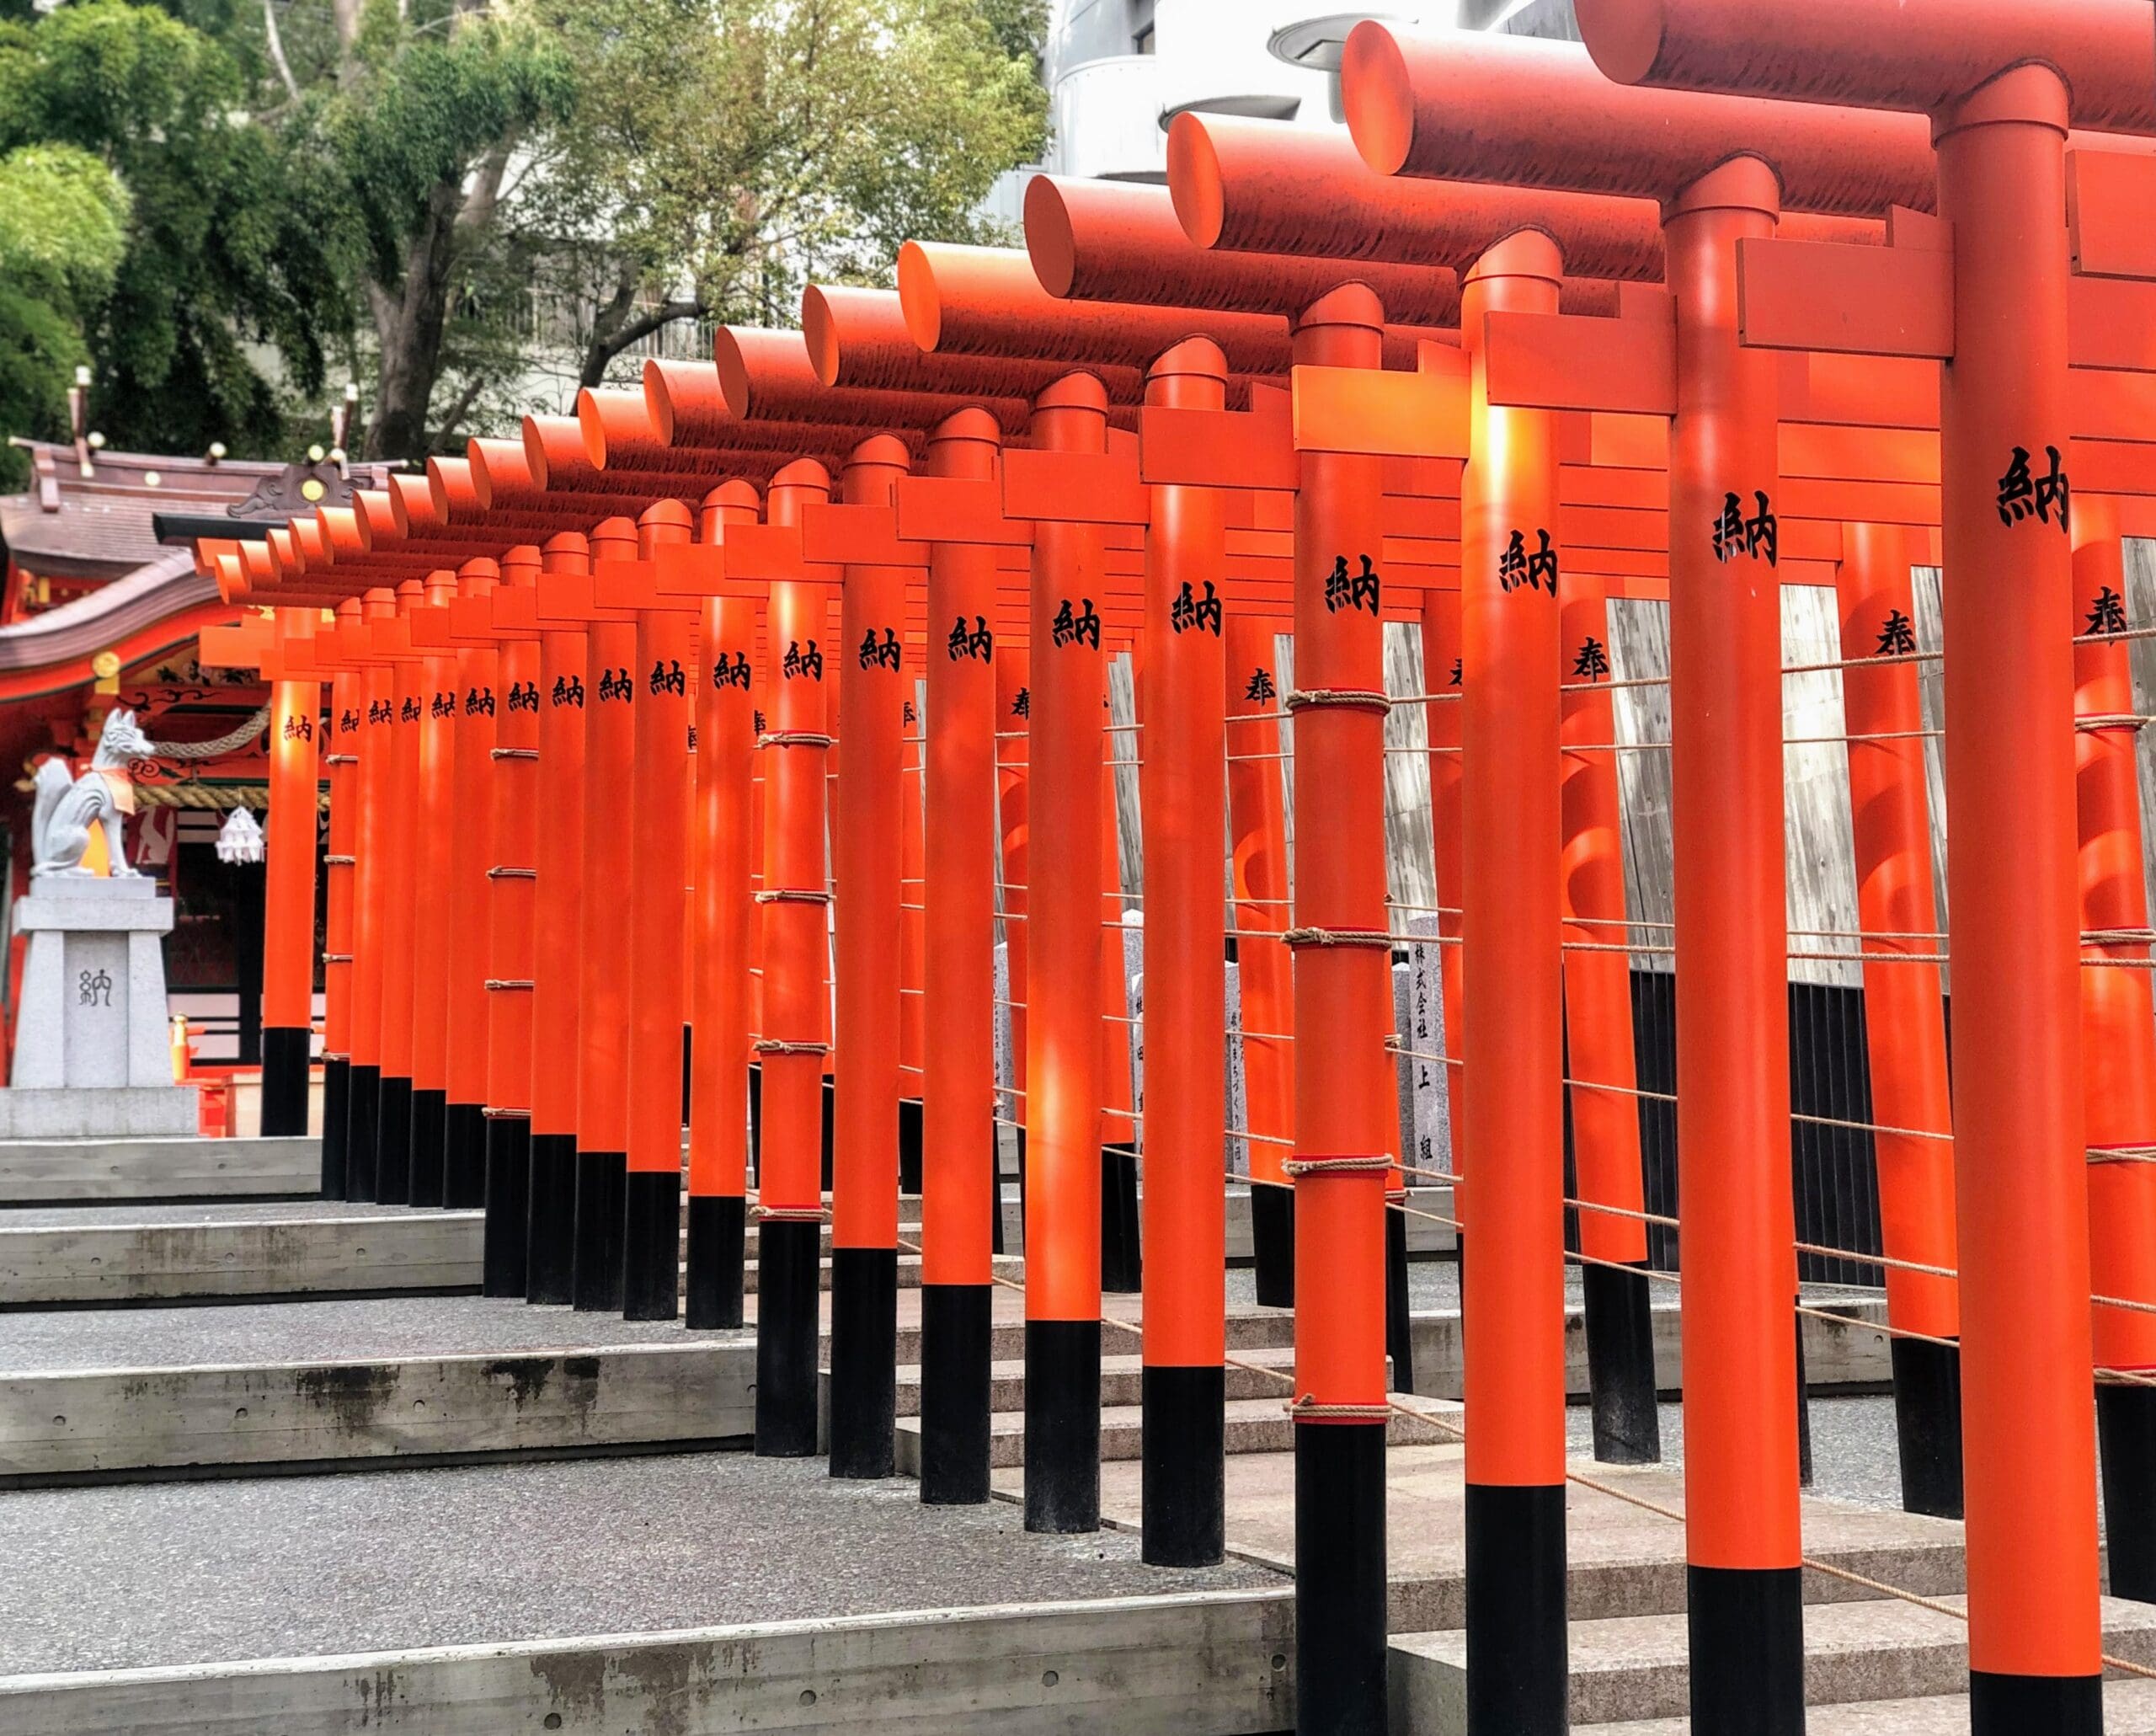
1586 1675 2156 1733
1390 1594 2156 1733
896 1391 1460 1474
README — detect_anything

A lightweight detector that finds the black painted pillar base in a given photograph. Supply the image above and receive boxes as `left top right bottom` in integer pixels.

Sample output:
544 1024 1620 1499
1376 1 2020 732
1687 1564 1804 1734
1970 1670 2102 1735
320 1057 350 1198
1251 1182 1294 1310
830 1247 899 1479
819 1078 835 1192
344 1063 380 1201
481 1117 531 1296
898 1098 925 1198
1385 1205 1415 1394
685 1194 746 1328
748 1064 762 1182
1890 1335 1964 1520
622 1168 681 1321
570 1150 626 1312
408 1088 448 1207
1101 1143 1141 1294
1142 1365 1225 1566
259 1027 312 1138
991 1129 1008 1256
920 1281 992 1505
1025 1318 1101 1534
1294 1422 1388 1736
1795 1303 1814 1489
2100 1380 2156 1602
524 1133 578 1305
1582 1260 1661 1464
375 1076 414 1205
443 1103 487 1208
755 1219 821 1456
1465 1482 1568 1734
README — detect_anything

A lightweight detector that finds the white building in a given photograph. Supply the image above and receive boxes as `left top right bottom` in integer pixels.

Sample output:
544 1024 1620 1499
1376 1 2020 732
981 0 1580 221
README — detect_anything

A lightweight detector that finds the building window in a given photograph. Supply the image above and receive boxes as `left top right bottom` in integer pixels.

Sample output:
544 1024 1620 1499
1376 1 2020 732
1130 0 1155 53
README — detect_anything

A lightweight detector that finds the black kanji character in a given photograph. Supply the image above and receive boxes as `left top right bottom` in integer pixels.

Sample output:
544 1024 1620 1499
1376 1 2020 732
551 674 585 708
1245 668 1276 703
2087 585 2128 636
1572 637 1609 682
1874 610 1917 657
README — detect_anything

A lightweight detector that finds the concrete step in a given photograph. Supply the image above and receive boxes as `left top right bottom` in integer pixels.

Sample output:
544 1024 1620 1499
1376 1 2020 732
0 1338 755 1483
0 1135 321 1205
885 1306 1298 1366
1390 1594 2156 1733
1588 1676 2156 1733
698 1252 1027 1295
896 1391 1460 1475
855 1349 1301 1418
0 1209 483 1306
1406 1295 1892 1402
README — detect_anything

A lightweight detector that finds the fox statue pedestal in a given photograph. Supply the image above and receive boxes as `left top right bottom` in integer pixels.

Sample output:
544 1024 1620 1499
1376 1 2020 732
3 877 196 1138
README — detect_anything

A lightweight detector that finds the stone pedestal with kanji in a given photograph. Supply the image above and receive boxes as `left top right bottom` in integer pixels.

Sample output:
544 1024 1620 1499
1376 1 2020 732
3 877 196 1138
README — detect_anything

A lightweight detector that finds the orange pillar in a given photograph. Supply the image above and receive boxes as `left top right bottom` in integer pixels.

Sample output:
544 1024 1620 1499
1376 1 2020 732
1225 612 1295 1306
344 586 398 1199
1935 68 2102 1719
686 483 761 1328
622 500 696 1318
261 610 320 1138
919 409 1005 1505
374 578 428 1203
1663 158 1801 1720
407 567 461 1205
755 458 837 1456
1138 337 1230 1566
899 674 928 1194
996 640 1031 1224
1098 734 1140 1295
1022 373 1111 1536
1835 519 1961 1517
571 517 639 1311
1457 232 1569 1733
1288 285 1395 1734
2072 515 2156 1600
1418 587 1467 1194
829 435 912 1477
1560 547 1659 1466
320 607 363 1194
443 558 499 1207
526 531 590 1305
481 547 541 1295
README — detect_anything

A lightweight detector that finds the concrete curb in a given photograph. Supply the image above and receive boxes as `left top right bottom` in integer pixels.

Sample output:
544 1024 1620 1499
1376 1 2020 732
0 1589 1296 1735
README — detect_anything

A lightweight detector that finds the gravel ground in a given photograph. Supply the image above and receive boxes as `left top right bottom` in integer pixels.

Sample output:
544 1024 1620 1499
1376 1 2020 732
1566 1393 1909 1512
0 1448 1282 1677
0 1294 741 1373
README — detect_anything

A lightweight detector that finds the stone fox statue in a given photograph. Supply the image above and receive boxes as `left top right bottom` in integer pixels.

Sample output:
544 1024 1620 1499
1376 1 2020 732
31 708 152 878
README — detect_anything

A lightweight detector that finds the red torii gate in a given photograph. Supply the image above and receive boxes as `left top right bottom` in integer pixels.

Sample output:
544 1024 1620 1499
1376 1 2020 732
1342 24 1937 1732
1569 2 2156 1723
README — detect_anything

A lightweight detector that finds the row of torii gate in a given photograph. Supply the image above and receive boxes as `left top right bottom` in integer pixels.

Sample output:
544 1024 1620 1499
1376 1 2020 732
192 8 2156 1732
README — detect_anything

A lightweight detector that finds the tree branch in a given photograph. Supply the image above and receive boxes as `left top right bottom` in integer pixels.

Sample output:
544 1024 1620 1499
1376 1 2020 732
579 296 705 387
429 374 487 454
262 0 303 103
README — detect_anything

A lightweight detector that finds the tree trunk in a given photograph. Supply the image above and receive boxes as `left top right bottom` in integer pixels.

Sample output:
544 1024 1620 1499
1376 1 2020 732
364 180 462 462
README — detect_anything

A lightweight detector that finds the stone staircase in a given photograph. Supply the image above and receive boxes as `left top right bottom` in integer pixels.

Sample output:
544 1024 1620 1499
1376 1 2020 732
1390 1546 2156 1733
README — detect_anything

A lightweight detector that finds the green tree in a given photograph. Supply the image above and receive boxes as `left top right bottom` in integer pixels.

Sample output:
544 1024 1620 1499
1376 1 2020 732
523 0 1052 387
0 0 355 473
0 143 130 485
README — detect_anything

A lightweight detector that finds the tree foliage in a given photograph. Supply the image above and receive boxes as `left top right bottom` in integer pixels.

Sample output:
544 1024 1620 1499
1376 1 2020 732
0 0 1048 475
